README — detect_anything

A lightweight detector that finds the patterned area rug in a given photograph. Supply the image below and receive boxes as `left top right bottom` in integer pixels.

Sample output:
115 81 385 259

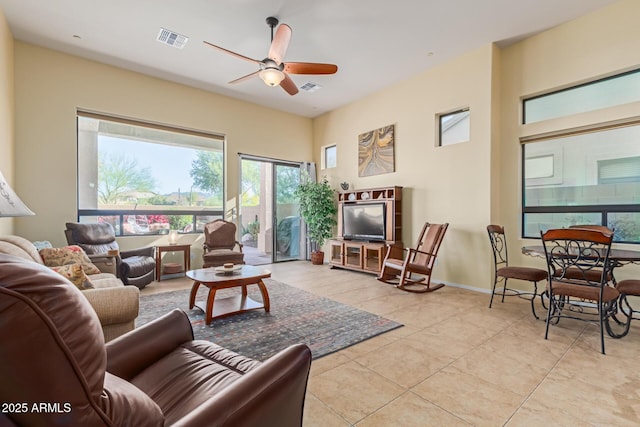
136 279 403 361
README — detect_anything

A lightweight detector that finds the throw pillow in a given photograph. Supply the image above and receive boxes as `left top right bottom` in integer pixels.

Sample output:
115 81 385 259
39 245 101 275
50 263 96 290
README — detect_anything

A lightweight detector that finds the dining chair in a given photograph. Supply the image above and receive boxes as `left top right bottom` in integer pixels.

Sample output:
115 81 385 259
568 224 614 233
487 225 548 319
377 222 448 293
541 227 618 354
605 279 640 338
567 224 616 285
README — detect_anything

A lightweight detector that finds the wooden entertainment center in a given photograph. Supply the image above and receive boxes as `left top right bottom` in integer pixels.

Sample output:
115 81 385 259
329 186 402 274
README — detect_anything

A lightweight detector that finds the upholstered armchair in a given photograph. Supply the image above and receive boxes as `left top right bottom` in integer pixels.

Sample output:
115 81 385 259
202 219 245 268
0 234 139 342
0 254 312 427
65 222 156 289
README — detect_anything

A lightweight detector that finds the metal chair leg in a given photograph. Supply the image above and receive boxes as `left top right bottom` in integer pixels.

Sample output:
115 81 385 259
489 275 499 308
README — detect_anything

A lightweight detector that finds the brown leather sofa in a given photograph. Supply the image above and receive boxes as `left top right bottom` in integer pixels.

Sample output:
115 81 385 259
0 254 312 426
65 222 156 289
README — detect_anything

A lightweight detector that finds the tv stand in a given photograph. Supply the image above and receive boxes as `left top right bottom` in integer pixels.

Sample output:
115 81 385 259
330 186 402 275
329 239 390 273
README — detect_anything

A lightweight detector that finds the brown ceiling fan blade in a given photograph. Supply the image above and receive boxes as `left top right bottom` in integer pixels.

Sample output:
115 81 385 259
229 70 260 84
268 24 292 64
284 62 338 75
203 40 261 65
280 73 299 96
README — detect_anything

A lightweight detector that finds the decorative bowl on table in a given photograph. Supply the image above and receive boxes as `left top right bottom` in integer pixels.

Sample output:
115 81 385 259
214 264 242 275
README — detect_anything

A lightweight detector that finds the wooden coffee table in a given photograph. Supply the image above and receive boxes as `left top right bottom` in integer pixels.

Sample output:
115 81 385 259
187 265 271 325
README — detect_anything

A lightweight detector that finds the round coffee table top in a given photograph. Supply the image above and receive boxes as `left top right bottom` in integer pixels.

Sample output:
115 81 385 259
186 265 271 283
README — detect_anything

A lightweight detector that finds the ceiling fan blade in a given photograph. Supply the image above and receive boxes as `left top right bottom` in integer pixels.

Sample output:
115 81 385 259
268 24 292 64
280 73 299 96
284 62 338 75
229 70 260 84
203 40 261 65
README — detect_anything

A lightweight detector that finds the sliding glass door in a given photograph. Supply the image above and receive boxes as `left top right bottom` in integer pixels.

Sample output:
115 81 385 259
239 156 300 265
274 163 301 262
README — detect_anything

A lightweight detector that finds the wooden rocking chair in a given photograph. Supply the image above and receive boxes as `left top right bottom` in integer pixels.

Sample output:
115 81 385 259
377 222 449 293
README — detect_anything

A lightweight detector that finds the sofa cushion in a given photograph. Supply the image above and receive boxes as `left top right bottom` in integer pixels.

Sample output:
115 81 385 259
39 245 101 275
50 263 95 290
89 272 126 289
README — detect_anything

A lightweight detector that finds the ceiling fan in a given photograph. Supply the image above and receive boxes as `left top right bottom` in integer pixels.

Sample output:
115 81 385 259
203 17 338 96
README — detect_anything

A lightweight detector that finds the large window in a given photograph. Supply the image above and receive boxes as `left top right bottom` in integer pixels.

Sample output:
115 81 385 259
522 124 640 243
522 68 640 244
77 112 225 236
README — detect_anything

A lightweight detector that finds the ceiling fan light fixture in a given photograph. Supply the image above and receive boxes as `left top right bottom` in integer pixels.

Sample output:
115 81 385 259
260 68 285 86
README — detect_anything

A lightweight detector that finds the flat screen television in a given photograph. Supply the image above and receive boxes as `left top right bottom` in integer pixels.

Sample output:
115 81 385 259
342 203 386 241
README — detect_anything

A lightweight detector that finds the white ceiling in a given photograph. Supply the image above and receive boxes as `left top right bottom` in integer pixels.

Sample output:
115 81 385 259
0 0 619 118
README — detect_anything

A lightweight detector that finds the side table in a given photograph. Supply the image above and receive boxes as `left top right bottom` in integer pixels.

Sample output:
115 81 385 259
155 244 191 281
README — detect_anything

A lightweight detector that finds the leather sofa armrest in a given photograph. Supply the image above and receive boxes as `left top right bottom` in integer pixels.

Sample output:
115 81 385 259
88 254 118 275
172 343 312 427
121 246 155 259
106 309 193 380
82 285 139 326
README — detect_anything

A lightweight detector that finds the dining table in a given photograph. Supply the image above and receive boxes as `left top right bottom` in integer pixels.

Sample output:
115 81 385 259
521 245 640 267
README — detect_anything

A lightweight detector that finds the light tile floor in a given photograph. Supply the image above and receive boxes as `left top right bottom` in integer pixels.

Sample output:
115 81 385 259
141 261 640 426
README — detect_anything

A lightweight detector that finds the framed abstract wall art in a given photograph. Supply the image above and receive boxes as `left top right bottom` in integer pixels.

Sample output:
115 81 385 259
358 124 395 177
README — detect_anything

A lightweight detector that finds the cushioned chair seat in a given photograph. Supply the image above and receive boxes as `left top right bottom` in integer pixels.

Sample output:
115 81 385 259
203 250 245 267
616 279 640 295
548 280 619 302
131 341 261 425
498 266 548 281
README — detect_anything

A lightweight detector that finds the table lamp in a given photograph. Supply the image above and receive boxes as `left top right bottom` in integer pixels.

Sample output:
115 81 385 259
0 169 35 217
168 229 178 245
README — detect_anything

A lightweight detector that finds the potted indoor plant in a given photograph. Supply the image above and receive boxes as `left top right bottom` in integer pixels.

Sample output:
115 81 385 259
294 176 337 264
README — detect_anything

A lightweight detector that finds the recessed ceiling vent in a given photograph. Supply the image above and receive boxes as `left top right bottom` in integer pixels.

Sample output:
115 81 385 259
300 82 322 93
157 28 188 49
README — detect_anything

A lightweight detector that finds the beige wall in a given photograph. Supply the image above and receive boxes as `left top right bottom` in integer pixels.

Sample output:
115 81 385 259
499 0 640 282
4 0 640 284
0 9 14 235
313 44 496 289
313 0 640 290
13 43 312 264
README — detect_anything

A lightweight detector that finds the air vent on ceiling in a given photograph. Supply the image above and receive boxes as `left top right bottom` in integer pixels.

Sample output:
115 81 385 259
300 82 322 93
157 28 188 49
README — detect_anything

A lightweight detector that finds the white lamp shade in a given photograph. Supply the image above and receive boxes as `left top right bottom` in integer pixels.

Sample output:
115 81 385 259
260 68 285 86
0 170 35 217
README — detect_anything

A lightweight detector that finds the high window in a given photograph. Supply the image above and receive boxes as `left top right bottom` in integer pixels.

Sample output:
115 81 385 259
77 111 225 236
322 144 337 169
523 69 640 124
438 108 470 147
